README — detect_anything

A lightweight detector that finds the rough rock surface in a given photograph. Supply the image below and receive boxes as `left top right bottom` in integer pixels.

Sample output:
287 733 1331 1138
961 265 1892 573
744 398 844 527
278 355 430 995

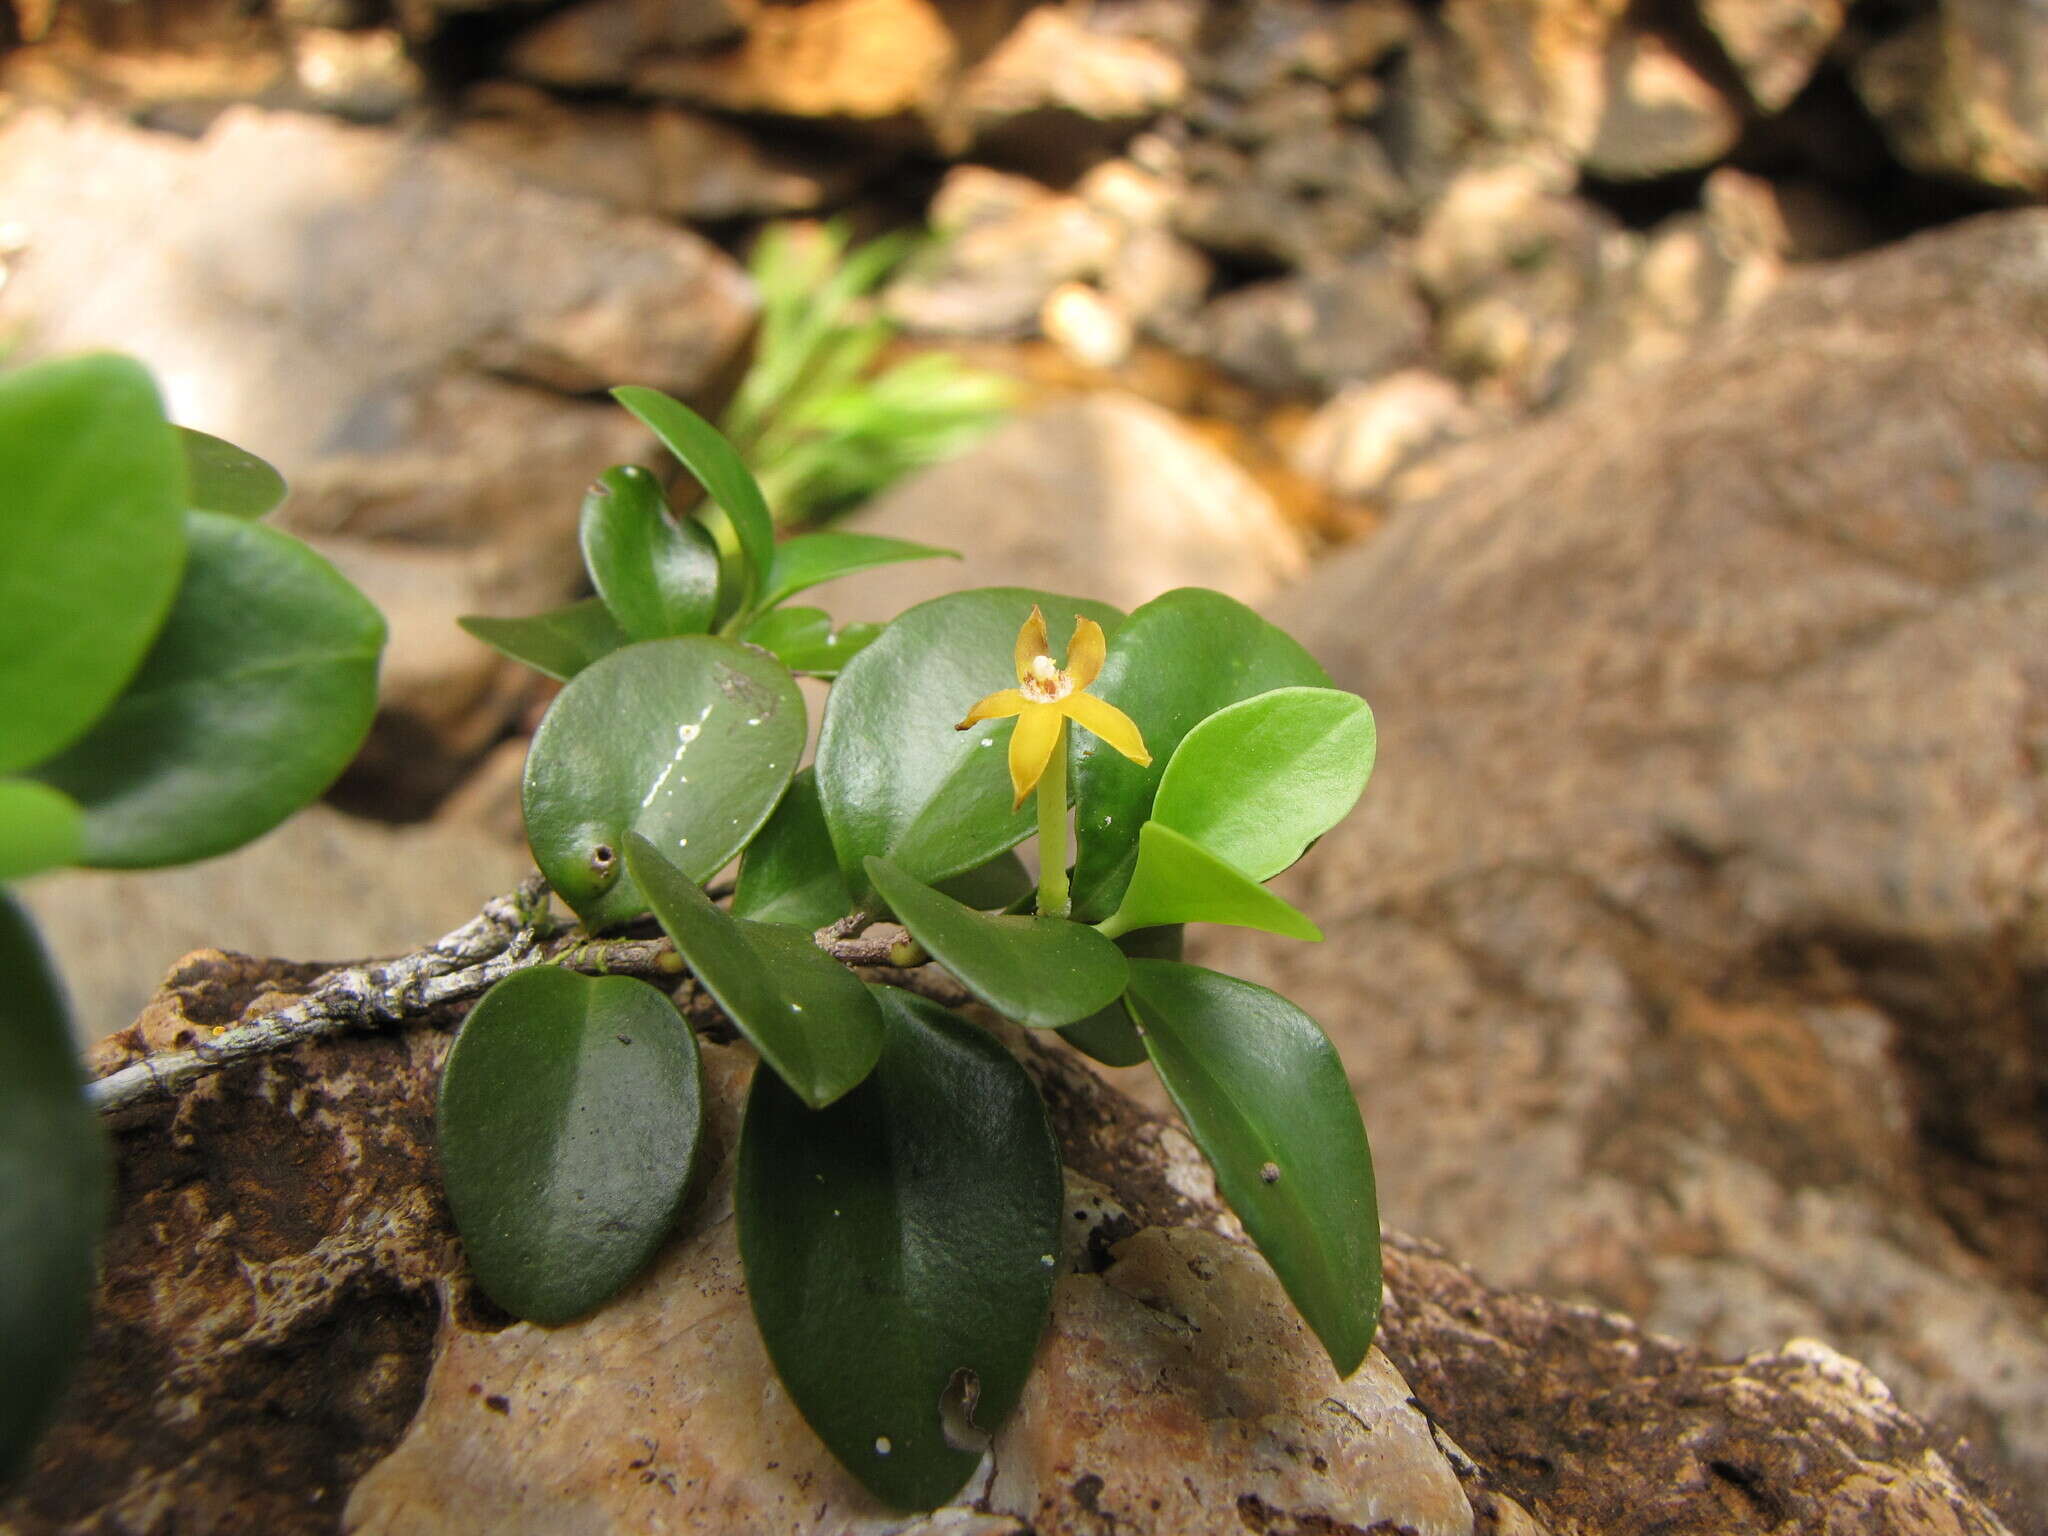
1204 210 2048 1520
820 393 1307 619
0 952 2015 1533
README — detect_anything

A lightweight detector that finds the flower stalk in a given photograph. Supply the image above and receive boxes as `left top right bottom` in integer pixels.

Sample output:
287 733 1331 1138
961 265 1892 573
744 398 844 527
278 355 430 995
1036 721 1070 917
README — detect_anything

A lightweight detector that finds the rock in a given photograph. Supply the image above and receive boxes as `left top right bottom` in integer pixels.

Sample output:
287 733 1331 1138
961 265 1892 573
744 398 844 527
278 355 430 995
884 166 1120 338
1217 210 2048 1516
0 106 753 798
1192 251 1429 396
1193 0 1414 100
1697 0 1848 114
1100 225 1213 341
18 807 532 1045
816 393 1307 619
1439 0 1631 160
1582 27 1746 182
505 0 751 89
1852 0 2048 200
1040 282 1134 369
942 5 1186 178
453 84 853 221
1290 369 1480 501
1 953 2016 1532
1171 118 1410 268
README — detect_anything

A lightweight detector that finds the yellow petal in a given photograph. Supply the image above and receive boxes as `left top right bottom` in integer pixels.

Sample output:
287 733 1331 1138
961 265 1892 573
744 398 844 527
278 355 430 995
1013 604 1051 684
1061 691 1151 767
955 688 1030 730
1066 615 1106 690
1008 703 1063 809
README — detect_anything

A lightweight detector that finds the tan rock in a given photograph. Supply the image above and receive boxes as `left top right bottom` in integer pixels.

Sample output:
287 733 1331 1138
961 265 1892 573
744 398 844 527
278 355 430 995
1582 27 1745 182
505 0 751 88
1440 0 1632 158
1697 0 1847 113
817 393 1307 621
1290 370 1479 500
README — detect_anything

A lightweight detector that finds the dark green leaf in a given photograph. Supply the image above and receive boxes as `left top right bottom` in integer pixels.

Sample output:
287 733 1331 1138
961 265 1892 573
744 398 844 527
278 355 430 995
741 606 882 678
1152 687 1375 881
438 967 704 1325
866 856 1126 1029
1058 925 1181 1068
459 597 631 683
0 779 82 882
1125 959 1380 1375
933 850 1031 912
738 985 1061 1510
0 354 187 774
817 587 1121 903
1071 590 1329 920
580 464 721 641
732 768 851 931
613 387 775 609
628 833 882 1108
176 426 286 519
522 637 804 929
1099 822 1320 942
0 894 110 1484
32 511 385 868
758 532 955 613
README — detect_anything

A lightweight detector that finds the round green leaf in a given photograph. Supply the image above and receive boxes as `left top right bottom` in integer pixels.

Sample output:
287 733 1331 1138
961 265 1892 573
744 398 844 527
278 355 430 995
523 636 805 929
459 597 631 683
437 967 704 1326
629 833 883 1109
738 985 1062 1510
1124 959 1380 1376
866 855 1127 1029
580 465 721 641
1058 925 1181 1068
1153 687 1376 882
816 587 1122 902
1070 589 1330 920
613 386 775 610
0 894 110 1484
176 426 286 519
31 511 386 868
733 768 853 931
0 779 82 882
741 606 882 678
758 532 955 613
1101 822 1321 941
0 354 187 774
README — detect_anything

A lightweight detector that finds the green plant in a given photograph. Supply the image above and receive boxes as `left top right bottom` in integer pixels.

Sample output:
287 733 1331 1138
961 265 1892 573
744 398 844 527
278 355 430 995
453 388 1381 1510
0 354 387 1482
720 220 1015 528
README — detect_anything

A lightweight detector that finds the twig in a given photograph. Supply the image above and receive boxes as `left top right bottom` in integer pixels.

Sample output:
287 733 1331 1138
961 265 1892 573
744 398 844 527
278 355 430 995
88 880 930 1115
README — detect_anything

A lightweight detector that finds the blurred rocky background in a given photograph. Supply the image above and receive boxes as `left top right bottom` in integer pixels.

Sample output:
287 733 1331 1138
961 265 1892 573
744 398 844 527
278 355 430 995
2 0 2044 1526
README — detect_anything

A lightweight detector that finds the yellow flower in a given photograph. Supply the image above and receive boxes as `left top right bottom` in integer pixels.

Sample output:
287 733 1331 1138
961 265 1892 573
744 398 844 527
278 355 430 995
955 605 1151 809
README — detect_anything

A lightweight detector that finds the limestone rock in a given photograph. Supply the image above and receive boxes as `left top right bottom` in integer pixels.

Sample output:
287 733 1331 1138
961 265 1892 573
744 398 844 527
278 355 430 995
1192 251 1429 396
1852 0 2048 200
505 0 751 89
1216 210 2048 1517
818 393 1307 619
1698 0 1848 114
0 954 2015 1533
1582 27 1745 182
1440 0 1632 160
1291 369 1480 501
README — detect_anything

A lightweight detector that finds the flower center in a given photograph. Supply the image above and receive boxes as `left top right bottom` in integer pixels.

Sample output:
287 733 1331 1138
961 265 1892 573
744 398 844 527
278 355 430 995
1022 653 1069 702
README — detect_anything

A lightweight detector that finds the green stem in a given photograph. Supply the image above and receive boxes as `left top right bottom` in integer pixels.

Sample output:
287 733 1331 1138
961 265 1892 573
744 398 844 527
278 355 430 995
1036 720 1071 918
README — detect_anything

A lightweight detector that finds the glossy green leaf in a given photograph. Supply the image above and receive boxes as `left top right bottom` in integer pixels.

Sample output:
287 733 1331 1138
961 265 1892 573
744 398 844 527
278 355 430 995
32 511 385 868
1099 822 1320 942
177 426 285 519
1058 925 1182 1068
613 386 775 609
1153 687 1376 882
758 532 955 612
0 894 110 1484
438 967 704 1326
817 587 1121 902
1125 959 1380 1376
741 606 882 678
580 464 721 641
933 850 1032 912
0 354 187 774
732 768 850 931
738 985 1061 1510
1071 589 1330 920
628 833 883 1108
522 637 805 929
0 779 82 882
459 597 630 683
866 857 1126 1029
